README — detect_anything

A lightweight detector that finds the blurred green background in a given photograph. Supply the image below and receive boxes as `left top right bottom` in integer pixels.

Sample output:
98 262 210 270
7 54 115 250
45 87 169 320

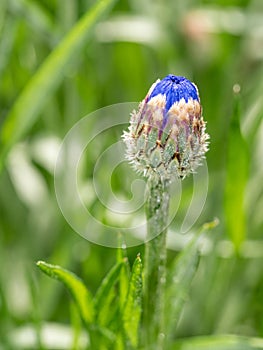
1 0 263 348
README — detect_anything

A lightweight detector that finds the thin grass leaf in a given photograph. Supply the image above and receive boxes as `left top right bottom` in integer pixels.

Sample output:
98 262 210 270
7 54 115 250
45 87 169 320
97 286 117 327
119 258 130 309
117 238 130 309
0 0 118 168
36 261 94 325
165 219 219 341
94 261 124 325
224 91 249 251
171 334 263 350
123 254 143 348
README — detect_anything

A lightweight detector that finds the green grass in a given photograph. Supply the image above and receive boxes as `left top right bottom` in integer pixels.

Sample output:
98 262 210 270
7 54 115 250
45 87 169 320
1 0 263 349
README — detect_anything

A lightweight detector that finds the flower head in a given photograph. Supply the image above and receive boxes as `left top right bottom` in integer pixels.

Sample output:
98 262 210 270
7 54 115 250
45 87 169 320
122 74 209 180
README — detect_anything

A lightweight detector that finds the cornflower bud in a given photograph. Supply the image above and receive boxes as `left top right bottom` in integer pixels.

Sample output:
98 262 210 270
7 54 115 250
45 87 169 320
122 74 209 180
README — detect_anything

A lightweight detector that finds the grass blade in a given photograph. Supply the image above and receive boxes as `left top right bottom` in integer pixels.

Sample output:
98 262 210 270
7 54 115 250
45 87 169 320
117 239 130 309
165 220 219 341
123 254 142 348
171 334 263 350
224 90 249 252
36 261 94 325
94 261 124 325
0 0 117 168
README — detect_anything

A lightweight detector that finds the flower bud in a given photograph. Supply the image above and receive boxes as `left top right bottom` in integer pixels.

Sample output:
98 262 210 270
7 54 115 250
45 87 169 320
123 74 209 180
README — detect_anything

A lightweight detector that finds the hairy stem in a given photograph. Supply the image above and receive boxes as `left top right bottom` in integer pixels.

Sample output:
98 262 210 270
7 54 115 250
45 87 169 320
143 177 170 349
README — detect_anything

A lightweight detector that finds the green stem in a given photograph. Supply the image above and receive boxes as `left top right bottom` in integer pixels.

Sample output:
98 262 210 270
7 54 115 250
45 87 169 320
143 177 170 349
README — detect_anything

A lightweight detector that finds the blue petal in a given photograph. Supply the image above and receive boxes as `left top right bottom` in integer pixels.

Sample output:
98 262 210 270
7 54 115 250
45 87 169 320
148 74 199 111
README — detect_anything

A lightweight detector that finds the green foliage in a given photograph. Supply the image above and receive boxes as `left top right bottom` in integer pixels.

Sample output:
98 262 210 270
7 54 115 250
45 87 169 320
36 223 263 350
224 92 249 251
94 261 124 327
36 261 94 325
171 335 263 350
123 255 142 348
37 256 143 349
1 0 263 349
0 0 118 167
117 244 130 309
35 223 218 349
165 221 218 341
